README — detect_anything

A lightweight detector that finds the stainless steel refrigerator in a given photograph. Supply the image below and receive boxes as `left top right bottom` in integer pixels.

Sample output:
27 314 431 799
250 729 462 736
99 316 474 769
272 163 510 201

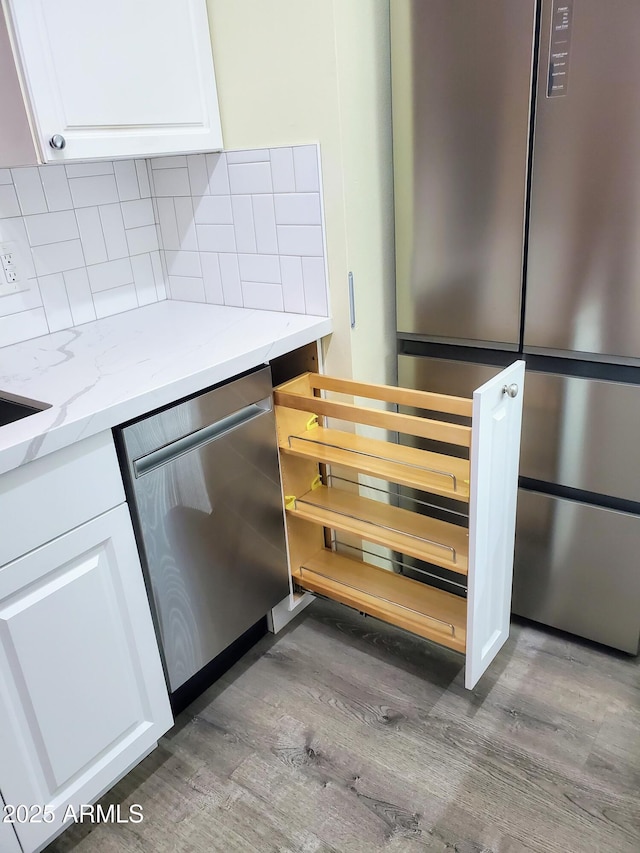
392 0 640 653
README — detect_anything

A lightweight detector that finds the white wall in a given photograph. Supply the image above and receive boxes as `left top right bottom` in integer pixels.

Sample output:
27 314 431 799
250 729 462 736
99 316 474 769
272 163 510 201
206 0 395 383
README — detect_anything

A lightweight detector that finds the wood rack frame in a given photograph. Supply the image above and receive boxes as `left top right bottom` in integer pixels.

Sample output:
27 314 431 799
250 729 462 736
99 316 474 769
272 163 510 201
274 362 525 689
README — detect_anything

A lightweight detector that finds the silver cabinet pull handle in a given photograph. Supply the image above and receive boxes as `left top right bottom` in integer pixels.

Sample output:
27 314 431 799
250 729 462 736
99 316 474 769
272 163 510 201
503 383 519 398
49 134 66 150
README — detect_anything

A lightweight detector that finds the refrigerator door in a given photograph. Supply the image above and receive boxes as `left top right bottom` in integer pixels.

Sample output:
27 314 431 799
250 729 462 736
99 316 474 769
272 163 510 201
513 490 640 653
525 0 640 362
392 0 536 346
522 370 640 501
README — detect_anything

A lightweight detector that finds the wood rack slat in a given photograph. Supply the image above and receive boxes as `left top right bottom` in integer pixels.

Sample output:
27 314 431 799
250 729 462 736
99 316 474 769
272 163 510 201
305 374 473 418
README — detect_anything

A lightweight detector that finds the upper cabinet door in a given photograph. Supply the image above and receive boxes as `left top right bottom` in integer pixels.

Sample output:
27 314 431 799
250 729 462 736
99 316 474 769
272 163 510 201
466 361 525 689
4 0 223 162
0 5 38 167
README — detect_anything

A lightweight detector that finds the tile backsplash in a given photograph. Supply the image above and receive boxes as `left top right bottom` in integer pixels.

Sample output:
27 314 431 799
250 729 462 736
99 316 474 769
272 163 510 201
152 145 328 315
0 159 164 348
0 144 329 349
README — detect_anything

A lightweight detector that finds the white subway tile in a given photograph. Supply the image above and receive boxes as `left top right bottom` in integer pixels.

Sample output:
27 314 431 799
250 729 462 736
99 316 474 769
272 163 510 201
0 308 48 347
150 251 167 300
156 198 179 251
302 257 328 316
238 253 281 284
226 149 270 164
126 225 159 256
274 193 321 225
93 284 138 319
0 279 42 316
228 162 273 195
276 225 323 256
196 224 236 253
270 148 296 193
149 167 191 197
87 257 134 293
63 268 96 325
218 254 243 307
0 185 22 218
114 160 140 201
168 275 205 303
135 160 151 198
165 250 201 278
75 207 107 265
131 253 157 306
201 252 224 304
280 256 306 313
0 217 36 278
0 170 12 185
231 195 256 253
241 281 284 312
24 210 79 246
293 145 320 192
253 195 278 253
68 174 119 208
194 195 233 225
151 155 188 169
206 153 230 195
39 273 73 332
32 240 84 276
174 197 198 251
11 168 47 215
65 162 114 178
121 198 154 229
99 204 128 260
39 166 73 211
187 154 209 196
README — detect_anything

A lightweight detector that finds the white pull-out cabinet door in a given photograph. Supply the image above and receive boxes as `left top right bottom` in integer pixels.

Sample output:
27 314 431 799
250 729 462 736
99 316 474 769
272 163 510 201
4 0 222 161
0 504 172 853
466 361 525 689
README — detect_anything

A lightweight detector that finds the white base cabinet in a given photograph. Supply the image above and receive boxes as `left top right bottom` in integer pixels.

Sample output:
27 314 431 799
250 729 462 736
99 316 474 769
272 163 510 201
0 795 21 853
0 504 173 853
2 0 222 162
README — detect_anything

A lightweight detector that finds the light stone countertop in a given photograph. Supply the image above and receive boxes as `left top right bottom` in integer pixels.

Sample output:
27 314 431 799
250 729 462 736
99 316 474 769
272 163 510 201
0 301 332 476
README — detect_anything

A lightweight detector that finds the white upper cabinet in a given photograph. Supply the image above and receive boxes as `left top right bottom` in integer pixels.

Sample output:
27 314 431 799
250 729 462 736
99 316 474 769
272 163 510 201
3 0 223 162
0 5 38 167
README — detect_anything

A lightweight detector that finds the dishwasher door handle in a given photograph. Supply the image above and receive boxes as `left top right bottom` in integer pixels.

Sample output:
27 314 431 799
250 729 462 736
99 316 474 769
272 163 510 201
133 398 272 478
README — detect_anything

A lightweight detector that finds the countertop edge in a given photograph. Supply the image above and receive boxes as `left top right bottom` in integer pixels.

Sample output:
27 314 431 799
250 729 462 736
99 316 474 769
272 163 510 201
0 312 332 478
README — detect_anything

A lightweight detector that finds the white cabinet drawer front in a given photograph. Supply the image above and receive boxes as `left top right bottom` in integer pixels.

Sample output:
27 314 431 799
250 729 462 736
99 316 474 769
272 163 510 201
5 0 222 161
0 504 172 853
0 431 124 567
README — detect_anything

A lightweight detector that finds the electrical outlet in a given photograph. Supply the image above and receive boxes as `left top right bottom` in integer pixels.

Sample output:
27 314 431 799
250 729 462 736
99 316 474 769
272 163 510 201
0 241 23 296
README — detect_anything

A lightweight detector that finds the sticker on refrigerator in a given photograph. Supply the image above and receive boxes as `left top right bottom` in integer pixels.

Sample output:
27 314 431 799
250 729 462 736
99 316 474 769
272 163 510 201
547 0 573 97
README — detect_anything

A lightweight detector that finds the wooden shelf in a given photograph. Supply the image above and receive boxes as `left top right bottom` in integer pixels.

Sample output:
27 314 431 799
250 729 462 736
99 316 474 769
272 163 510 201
293 549 466 653
280 425 470 500
287 485 468 575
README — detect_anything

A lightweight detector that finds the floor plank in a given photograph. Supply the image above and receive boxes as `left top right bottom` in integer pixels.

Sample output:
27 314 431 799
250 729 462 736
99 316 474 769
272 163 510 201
47 600 640 853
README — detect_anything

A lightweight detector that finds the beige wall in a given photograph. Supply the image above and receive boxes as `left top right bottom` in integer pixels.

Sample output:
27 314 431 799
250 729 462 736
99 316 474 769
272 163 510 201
206 0 395 384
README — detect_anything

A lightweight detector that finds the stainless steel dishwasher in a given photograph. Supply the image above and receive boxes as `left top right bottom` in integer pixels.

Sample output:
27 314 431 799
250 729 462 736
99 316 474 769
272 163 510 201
116 366 289 693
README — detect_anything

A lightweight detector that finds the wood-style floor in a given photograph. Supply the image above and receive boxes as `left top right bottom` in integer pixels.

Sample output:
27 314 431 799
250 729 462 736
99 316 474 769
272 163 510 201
49 599 640 853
